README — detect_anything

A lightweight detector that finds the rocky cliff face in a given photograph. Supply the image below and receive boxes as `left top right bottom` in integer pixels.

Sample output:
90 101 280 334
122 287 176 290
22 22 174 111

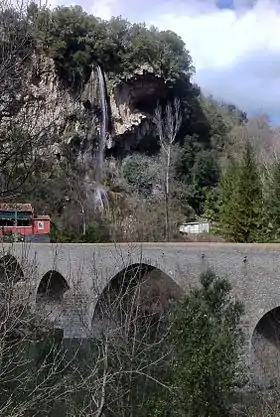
109 64 167 150
6 55 168 157
27 55 94 153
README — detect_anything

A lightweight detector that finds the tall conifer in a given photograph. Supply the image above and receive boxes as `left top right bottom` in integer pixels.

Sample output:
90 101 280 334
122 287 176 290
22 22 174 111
218 142 264 242
218 159 240 241
265 160 280 240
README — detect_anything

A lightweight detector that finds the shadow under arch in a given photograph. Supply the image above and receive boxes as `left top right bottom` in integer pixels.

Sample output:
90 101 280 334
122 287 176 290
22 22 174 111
36 271 70 326
251 306 280 389
0 254 24 288
37 270 70 302
92 262 183 338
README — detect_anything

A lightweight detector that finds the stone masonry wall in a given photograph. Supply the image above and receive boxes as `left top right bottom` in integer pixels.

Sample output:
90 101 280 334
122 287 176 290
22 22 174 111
3 242 280 386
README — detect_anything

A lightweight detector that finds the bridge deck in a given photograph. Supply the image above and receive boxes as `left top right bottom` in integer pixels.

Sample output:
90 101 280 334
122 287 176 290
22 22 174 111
3 242 280 250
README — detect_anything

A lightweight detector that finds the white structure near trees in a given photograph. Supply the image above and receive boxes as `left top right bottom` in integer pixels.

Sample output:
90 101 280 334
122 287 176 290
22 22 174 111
179 220 211 235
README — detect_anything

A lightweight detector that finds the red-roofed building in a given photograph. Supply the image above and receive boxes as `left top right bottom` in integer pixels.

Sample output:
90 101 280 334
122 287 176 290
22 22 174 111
0 203 51 242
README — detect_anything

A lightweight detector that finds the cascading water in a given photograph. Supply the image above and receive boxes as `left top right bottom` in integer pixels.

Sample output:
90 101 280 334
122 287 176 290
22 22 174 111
95 64 108 185
92 64 110 210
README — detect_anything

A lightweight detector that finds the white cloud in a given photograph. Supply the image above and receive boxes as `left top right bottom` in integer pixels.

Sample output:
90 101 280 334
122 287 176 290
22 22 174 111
91 0 119 20
54 0 280 122
148 0 280 122
153 2 280 70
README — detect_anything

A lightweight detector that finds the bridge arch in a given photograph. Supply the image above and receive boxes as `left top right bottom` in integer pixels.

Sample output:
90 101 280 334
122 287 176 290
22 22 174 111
250 305 280 389
36 270 70 302
92 262 183 338
36 270 70 325
0 254 24 294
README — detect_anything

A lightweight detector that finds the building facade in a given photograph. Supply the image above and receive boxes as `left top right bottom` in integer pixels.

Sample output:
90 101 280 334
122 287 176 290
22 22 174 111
0 203 50 241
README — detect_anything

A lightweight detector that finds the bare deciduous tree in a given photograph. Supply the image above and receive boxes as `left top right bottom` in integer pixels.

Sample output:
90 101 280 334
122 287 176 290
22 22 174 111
66 253 183 417
153 98 182 240
0 242 179 416
228 114 280 181
63 166 88 236
0 0 57 198
0 249 75 417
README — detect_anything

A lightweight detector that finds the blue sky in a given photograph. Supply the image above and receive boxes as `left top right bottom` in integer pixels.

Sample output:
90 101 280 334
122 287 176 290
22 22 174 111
51 0 280 124
218 0 235 8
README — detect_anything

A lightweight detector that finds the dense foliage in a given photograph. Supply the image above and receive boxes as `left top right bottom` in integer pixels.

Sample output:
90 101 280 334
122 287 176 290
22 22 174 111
145 269 245 417
28 4 193 88
216 141 280 243
169 270 244 416
218 142 263 242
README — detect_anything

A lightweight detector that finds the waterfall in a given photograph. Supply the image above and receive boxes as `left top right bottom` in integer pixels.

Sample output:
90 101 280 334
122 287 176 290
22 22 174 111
95 64 108 185
92 64 110 210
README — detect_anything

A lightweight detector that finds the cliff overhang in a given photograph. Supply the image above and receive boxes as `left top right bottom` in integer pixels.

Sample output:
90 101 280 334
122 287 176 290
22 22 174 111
109 64 168 149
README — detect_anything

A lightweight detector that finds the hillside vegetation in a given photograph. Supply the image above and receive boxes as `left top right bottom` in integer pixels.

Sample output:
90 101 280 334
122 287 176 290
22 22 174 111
1 2 280 242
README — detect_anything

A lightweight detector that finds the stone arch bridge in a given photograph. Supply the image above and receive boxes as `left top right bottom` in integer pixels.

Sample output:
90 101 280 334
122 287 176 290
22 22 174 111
1 241 280 387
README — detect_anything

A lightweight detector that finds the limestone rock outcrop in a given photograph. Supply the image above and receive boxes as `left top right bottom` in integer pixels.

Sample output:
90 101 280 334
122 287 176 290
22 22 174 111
2 55 169 154
110 64 167 149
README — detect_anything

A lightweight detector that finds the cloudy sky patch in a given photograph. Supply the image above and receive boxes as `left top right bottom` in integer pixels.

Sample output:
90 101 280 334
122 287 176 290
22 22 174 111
51 0 280 123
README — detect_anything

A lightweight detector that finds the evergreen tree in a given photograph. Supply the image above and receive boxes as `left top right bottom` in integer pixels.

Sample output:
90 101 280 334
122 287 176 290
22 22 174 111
218 142 264 242
203 188 219 222
217 158 240 241
176 137 220 215
168 270 245 417
265 160 280 240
